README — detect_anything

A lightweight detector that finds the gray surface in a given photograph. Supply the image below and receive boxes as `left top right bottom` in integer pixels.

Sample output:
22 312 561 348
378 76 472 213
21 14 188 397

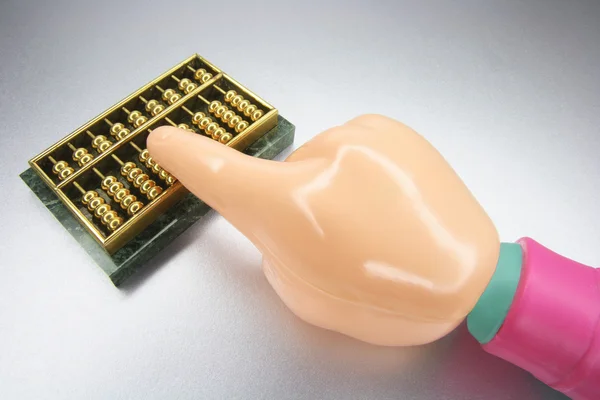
1 0 598 399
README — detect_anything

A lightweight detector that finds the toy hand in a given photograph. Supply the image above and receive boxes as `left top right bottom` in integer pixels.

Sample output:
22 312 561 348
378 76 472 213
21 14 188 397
147 114 500 346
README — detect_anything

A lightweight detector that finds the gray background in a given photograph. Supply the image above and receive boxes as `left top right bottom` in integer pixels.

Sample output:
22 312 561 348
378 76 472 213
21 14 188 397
1 0 598 399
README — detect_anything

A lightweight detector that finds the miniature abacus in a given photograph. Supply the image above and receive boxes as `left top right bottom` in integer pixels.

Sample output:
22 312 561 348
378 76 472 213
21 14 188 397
27 54 279 254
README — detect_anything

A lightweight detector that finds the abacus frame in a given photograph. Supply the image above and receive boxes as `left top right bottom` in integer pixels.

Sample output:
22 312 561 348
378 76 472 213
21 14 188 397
28 54 278 254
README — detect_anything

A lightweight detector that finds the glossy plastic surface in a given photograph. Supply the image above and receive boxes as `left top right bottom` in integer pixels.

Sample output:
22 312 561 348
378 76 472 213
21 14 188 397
482 237 600 400
147 114 501 346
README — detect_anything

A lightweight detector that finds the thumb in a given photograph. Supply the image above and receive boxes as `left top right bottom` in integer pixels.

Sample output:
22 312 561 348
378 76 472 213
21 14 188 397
146 126 294 233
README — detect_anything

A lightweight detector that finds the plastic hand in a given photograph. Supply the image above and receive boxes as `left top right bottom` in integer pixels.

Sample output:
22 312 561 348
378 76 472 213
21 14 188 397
147 114 500 346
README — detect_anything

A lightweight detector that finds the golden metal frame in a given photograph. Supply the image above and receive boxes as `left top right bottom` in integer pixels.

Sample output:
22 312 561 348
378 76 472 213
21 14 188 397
28 54 278 254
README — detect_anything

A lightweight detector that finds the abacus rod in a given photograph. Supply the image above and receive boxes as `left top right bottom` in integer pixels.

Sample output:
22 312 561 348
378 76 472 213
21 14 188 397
48 156 57 164
186 65 195 73
72 181 86 195
86 130 95 139
111 154 125 166
122 107 131 114
139 96 148 103
197 94 210 104
213 85 226 94
92 168 105 179
170 75 181 82
129 142 143 152
155 85 165 92
164 117 177 127
181 106 194 115
67 143 77 151
104 118 113 126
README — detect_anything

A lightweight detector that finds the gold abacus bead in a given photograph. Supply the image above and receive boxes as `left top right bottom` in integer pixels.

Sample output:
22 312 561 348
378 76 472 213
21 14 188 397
120 194 137 209
101 176 117 190
201 73 212 83
82 190 98 205
251 109 264 121
140 179 156 194
194 69 206 81
166 175 176 185
127 201 143 216
101 210 118 226
222 110 235 122
77 153 94 166
151 105 164 116
52 160 68 174
152 163 161 174
162 89 175 101
110 123 124 135
128 110 142 123
146 156 155 168
108 215 123 231
92 135 112 152
108 181 124 196
158 169 169 180
224 90 236 102
72 148 88 161
168 93 181 104
146 100 158 111
114 188 129 203
177 123 190 130
228 116 242 128
219 133 233 144
98 141 111 152
192 112 205 124
58 167 74 180
231 95 243 107
178 78 191 91
139 149 149 162
206 122 218 135
213 127 225 140
116 128 130 139
209 101 220 112
94 203 110 218
134 173 149 187
147 185 163 200
244 104 257 117
238 99 250 111
121 162 136 176
185 83 197 93
199 117 211 129
235 120 249 133
88 196 105 211
92 136 105 147
215 105 228 118
134 116 147 128
127 167 143 182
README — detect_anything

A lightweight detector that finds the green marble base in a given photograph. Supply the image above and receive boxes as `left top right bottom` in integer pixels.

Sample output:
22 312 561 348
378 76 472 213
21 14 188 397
20 115 295 287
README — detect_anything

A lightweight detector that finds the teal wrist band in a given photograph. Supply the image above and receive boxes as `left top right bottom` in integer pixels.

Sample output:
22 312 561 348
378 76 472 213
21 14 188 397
467 242 523 344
